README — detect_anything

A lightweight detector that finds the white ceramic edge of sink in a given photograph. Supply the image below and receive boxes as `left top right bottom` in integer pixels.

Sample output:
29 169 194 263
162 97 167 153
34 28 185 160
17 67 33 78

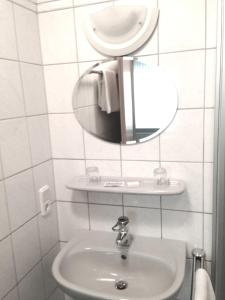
52 230 186 300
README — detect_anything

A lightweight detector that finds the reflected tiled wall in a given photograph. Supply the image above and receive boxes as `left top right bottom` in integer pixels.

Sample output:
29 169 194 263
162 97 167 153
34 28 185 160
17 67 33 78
0 0 59 299
40 0 216 299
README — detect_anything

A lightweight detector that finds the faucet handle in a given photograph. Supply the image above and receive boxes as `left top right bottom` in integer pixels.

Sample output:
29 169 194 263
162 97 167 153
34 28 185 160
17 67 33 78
112 216 129 231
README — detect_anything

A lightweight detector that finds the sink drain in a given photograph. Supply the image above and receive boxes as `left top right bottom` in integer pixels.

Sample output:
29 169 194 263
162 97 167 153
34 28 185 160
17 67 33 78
115 280 128 290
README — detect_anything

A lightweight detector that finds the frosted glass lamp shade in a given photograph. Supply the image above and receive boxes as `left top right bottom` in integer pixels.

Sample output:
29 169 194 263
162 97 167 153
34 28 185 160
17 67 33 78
85 5 159 56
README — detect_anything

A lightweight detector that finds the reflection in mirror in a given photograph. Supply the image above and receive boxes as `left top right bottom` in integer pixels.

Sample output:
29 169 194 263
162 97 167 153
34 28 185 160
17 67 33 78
73 57 177 145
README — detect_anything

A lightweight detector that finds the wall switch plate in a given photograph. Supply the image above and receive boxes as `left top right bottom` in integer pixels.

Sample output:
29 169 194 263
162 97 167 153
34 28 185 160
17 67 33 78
39 185 51 216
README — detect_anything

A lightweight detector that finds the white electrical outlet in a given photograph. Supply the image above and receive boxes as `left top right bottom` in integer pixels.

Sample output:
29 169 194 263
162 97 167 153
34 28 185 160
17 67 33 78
39 185 51 216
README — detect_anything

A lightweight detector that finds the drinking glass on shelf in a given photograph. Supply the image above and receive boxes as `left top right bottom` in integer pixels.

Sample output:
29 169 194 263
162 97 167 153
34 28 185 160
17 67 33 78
86 166 101 184
153 167 169 186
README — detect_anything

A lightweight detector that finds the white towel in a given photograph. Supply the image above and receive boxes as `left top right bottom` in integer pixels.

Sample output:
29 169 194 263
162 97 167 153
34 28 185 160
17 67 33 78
98 63 120 114
194 269 215 300
77 74 99 108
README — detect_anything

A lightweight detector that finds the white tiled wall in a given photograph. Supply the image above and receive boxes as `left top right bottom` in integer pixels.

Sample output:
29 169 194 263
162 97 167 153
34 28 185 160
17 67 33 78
0 0 217 299
0 1 59 300
38 0 217 299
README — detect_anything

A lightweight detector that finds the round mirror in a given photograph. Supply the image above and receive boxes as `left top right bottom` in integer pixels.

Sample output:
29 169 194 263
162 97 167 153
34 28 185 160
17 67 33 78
73 57 178 145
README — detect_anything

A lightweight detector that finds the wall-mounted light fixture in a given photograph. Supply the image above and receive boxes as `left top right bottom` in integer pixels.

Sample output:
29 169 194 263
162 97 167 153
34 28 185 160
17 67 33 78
85 3 159 57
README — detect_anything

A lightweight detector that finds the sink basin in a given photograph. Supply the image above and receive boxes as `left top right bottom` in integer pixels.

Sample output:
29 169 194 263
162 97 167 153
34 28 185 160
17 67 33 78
52 230 186 300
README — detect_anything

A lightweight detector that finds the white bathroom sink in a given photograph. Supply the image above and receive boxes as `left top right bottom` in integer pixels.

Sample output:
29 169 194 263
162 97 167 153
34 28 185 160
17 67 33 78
52 230 186 300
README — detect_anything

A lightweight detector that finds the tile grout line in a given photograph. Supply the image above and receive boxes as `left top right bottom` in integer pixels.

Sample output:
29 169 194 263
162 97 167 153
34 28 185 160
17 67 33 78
0 205 59 300
42 107 216 116
37 0 63 263
9 5 50 298
12 0 41 228
45 285 58 300
157 2 163 240
72 5 92 230
6 0 37 14
49 157 214 163
77 63 91 230
39 48 217 66
47 109 216 114
0 200 57 248
0 113 49 123
0 211 39 243
0 56 42 66
119 141 124 216
202 0 208 254
38 0 114 14
39 0 113 6
0 158 52 182
6 5 33 299
56 200 213 214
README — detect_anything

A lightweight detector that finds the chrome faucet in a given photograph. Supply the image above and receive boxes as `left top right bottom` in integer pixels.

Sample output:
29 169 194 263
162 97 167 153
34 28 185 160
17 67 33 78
112 216 131 248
